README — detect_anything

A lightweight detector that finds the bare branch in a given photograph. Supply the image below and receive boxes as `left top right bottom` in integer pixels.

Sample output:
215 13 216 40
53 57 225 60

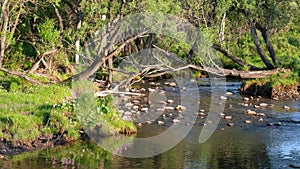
28 48 60 74
71 30 149 81
0 67 42 85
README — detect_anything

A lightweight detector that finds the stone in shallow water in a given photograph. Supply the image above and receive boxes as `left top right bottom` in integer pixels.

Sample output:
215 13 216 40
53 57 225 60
243 97 250 101
156 108 165 113
198 112 206 117
125 102 134 108
137 123 142 128
246 110 257 115
132 105 139 111
159 101 167 105
242 103 249 107
267 122 282 126
172 119 180 123
167 99 174 104
148 88 156 92
254 105 260 108
256 113 266 117
224 116 232 120
259 103 268 107
169 82 176 87
220 96 228 100
245 120 252 124
283 106 290 110
146 120 153 124
227 122 234 127
164 106 175 111
141 107 148 112
158 121 165 125
274 122 282 126
176 105 186 111
131 100 140 104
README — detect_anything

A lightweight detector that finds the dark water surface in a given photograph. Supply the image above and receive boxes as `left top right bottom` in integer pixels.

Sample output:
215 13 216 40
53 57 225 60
1 79 299 169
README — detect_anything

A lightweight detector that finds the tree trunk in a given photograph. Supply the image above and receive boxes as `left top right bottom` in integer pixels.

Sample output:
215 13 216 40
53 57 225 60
0 0 9 68
212 44 257 70
249 20 275 69
75 10 83 64
255 22 277 67
52 3 66 47
71 31 147 81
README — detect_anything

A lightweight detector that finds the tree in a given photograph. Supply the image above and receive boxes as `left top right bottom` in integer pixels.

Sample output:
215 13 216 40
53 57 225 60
0 0 26 68
184 0 298 70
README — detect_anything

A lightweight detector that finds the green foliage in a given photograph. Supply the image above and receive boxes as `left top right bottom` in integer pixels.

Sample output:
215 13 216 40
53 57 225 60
37 19 61 48
73 80 136 135
96 95 136 133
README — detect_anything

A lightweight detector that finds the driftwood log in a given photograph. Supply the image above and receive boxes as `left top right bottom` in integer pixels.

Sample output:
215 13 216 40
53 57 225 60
145 64 289 79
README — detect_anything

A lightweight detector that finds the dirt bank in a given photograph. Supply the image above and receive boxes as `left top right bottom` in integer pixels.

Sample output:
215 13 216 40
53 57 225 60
241 82 299 99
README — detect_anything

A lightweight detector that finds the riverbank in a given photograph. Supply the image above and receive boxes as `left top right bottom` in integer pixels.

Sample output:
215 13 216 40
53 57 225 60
240 71 299 99
0 70 298 155
1 78 299 168
0 73 136 155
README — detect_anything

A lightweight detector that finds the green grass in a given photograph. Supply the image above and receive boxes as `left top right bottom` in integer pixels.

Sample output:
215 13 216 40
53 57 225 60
0 74 74 142
0 73 136 143
244 71 299 91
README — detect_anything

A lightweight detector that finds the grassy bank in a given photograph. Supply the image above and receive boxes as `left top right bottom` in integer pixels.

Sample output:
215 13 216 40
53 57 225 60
0 72 136 149
241 71 299 98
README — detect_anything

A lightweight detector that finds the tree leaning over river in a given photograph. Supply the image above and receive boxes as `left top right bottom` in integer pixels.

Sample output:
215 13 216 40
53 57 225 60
0 0 298 83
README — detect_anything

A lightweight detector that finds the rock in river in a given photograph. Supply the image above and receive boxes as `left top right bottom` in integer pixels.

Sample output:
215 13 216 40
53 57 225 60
227 122 234 127
256 113 266 117
137 123 142 128
169 82 177 87
158 121 165 125
141 107 148 112
245 120 252 124
259 103 268 107
283 106 290 110
176 105 187 111
167 99 175 104
132 105 139 111
224 115 233 120
156 108 165 113
243 97 250 101
246 110 257 115
164 106 175 111
220 96 228 100
172 119 181 123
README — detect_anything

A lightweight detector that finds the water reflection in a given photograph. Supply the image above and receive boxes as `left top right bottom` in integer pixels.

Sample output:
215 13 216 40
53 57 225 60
1 80 299 169
183 128 271 169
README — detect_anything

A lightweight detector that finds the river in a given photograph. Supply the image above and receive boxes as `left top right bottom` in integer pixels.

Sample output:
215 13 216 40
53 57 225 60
1 79 299 169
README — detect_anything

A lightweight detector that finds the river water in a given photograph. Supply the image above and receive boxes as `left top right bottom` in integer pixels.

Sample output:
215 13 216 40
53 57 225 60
1 79 299 169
